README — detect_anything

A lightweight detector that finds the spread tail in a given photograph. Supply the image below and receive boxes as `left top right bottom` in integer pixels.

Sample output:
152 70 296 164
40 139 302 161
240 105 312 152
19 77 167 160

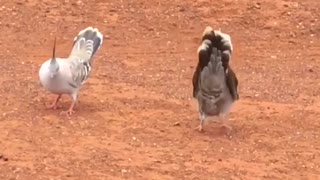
193 26 239 100
69 27 103 63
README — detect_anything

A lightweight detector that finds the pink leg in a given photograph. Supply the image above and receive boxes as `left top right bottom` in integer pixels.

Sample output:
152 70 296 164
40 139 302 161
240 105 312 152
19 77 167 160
194 112 206 132
220 114 232 135
63 101 76 116
61 93 77 116
46 95 61 109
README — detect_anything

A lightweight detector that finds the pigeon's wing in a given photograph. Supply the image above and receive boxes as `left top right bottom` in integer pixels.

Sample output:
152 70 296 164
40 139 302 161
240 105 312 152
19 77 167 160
192 40 212 98
65 56 91 88
225 65 239 100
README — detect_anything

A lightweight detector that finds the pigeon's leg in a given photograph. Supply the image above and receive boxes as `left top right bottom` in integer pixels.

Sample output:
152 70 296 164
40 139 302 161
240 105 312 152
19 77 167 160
61 92 78 116
195 112 206 132
220 113 232 133
47 95 62 109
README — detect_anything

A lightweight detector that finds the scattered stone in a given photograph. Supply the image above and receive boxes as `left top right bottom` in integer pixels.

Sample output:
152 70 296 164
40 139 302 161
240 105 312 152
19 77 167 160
0 155 8 161
254 2 261 9
173 122 181 126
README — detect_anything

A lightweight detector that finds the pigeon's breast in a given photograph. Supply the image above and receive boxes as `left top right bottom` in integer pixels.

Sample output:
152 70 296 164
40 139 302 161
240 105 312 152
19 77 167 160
40 75 74 94
39 62 75 94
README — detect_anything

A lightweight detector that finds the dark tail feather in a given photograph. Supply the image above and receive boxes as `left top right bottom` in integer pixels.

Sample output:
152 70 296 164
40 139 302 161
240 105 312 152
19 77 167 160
226 66 239 100
70 27 103 62
77 27 103 57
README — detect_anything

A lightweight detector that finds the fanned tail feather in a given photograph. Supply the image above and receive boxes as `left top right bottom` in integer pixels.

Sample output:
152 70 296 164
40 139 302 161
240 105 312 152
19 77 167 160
70 27 103 63
68 27 104 86
193 26 239 100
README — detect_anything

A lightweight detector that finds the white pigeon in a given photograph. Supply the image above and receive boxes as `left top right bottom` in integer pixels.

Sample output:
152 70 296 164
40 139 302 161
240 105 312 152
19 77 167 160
39 27 103 115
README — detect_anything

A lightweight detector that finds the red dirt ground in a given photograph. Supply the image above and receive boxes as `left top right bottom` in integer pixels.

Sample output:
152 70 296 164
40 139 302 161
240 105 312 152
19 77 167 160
0 0 319 179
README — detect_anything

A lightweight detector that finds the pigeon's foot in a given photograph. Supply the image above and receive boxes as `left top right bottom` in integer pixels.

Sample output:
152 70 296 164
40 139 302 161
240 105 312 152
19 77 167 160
219 114 233 136
60 109 75 116
194 124 204 132
46 103 58 110
46 95 61 110
221 124 232 136
60 102 76 116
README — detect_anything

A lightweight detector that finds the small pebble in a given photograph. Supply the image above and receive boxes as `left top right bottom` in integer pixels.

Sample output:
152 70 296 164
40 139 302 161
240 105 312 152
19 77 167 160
0 155 8 161
173 122 181 126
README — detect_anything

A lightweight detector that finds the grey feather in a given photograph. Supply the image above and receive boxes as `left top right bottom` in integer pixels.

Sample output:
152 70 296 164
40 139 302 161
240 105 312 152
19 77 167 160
193 27 239 132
